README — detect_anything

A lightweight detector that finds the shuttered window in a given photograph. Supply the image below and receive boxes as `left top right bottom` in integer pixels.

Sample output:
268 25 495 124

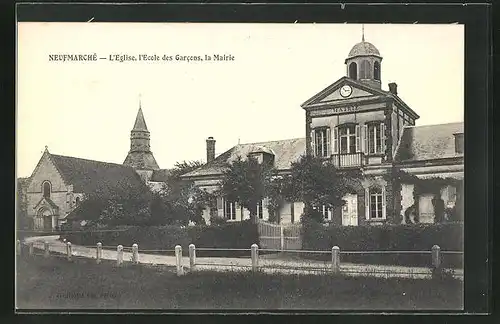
314 128 330 157
223 198 236 220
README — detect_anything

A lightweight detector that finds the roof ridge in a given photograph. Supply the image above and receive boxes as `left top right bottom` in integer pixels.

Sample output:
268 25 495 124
239 137 305 146
50 153 133 169
404 121 464 129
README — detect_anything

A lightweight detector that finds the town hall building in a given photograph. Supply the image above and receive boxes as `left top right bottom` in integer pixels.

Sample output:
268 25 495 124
182 35 464 225
18 34 463 230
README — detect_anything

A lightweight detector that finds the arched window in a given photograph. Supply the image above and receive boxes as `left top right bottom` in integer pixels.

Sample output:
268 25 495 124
75 197 80 207
374 61 380 80
360 60 371 79
42 182 51 199
348 62 357 79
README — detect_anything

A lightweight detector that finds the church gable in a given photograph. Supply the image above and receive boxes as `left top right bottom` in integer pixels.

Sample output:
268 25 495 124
301 77 386 109
27 151 68 194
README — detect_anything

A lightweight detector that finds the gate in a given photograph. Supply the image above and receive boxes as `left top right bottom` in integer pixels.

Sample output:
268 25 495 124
257 221 302 250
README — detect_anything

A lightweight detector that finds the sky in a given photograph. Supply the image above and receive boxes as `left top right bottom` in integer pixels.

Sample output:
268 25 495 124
17 23 464 178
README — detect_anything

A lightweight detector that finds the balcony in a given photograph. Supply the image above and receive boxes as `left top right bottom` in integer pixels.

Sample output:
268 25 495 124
331 152 365 168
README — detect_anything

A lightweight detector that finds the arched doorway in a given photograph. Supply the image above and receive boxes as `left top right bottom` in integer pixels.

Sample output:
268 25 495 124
35 208 53 230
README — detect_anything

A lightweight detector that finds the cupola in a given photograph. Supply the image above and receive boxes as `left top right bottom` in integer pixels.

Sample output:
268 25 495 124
345 25 383 89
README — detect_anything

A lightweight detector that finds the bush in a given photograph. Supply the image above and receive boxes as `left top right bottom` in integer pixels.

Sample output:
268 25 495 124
301 222 464 268
60 221 259 258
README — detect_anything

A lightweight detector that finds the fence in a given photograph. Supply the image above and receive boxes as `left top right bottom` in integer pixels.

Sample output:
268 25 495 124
257 221 302 251
17 239 463 280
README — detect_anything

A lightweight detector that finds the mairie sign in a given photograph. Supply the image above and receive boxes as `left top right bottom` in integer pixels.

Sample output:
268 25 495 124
311 105 359 116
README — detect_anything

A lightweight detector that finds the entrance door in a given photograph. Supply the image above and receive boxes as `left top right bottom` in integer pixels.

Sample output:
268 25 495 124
418 194 435 223
342 194 358 226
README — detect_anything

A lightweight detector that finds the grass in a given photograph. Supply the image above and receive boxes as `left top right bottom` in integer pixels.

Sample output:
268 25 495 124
16 255 463 310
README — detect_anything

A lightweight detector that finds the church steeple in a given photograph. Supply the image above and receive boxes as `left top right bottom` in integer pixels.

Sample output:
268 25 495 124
123 101 160 170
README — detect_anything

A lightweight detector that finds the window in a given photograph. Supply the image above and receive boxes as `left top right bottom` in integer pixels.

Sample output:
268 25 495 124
315 205 331 220
224 199 236 220
42 182 51 198
369 187 383 219
256 200 263 219
367 123 383 154
314 128 330 157
360 60 371 79
339 125 356 154
374 61 381 80
75 197 80 207
454 133 464 154
349 62 357 79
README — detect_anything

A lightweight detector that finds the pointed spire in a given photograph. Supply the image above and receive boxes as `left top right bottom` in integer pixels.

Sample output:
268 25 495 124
362 24 365 42
133 106 148 132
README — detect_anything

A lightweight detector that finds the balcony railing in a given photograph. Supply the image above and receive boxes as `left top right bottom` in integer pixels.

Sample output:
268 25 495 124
331 152 365 168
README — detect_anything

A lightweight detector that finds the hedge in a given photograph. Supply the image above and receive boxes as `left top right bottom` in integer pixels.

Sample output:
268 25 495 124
60 221 259 258
301 221 464 268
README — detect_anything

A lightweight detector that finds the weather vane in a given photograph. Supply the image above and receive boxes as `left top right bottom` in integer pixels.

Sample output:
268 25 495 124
362 24 365 42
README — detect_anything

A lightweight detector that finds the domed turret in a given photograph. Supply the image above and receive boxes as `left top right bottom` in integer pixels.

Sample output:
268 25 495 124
344 26 383 89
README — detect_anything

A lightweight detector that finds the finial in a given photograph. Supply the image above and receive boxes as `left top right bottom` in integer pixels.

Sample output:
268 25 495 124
139 93 142 109
362 24 365 42
44 145 48 152
238 138 240 145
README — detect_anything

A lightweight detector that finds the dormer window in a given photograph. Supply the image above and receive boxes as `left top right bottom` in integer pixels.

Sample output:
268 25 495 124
454 133 464 154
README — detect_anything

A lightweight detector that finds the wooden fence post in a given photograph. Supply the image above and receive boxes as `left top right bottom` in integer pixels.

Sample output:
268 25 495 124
117 245 123 266
66 242 72 261
280 225 284 251
175 245 184 276
28 242 34 256
251 243 259 271
44 241 50 258
96 242 102 264
189 244 196 272
17 240 21 256
432 245 441 269
132 244 139 264
332 246 340 274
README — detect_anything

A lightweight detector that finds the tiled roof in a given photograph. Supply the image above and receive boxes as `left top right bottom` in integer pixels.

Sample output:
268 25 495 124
49 154 148 196
133 107 148 132
150 169 172 182
123 151 160 170
348 41 381 58
181 138 306 178
394 122 464 163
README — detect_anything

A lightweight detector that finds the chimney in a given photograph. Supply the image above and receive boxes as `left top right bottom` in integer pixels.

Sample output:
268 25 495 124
206 137 216 163
388 82 398 95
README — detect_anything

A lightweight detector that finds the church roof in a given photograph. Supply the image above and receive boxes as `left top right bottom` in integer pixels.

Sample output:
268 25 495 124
123 151 160 170
133 107 148 132
348 41 381 58
49 153 148 196
181 138 306 178
394 122 464 163
150 169 172 182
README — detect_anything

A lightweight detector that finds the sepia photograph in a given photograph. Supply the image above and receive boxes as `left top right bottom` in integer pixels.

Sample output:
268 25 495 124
16 21 465 311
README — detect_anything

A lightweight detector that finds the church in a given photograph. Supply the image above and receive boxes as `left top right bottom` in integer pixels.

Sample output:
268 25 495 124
18 35 464 230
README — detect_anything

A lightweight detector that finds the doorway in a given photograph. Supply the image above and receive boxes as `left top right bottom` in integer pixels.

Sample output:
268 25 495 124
342 193 358 226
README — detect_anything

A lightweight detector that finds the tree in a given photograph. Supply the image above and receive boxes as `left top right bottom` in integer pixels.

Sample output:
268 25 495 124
283 155 349 223
153 160 209 226
218 155 275 223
